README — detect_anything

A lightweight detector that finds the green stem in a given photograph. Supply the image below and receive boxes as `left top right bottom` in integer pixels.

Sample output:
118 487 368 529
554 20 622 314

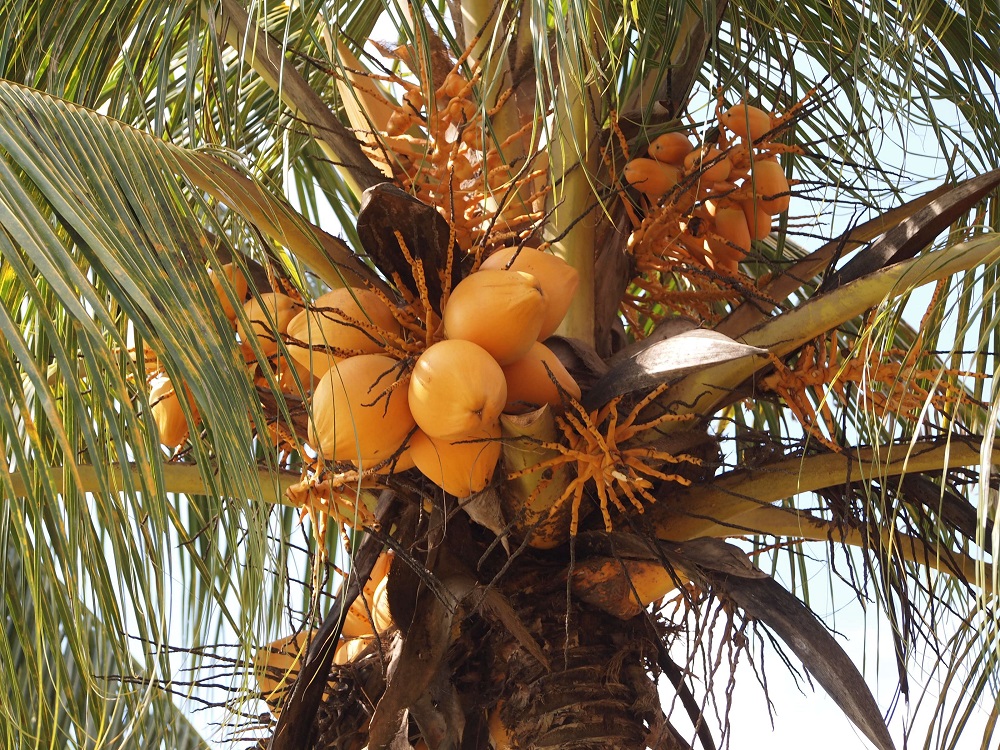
6 462 301 506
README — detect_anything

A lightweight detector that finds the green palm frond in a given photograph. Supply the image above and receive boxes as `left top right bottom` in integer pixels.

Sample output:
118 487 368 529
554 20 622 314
0 79 338 742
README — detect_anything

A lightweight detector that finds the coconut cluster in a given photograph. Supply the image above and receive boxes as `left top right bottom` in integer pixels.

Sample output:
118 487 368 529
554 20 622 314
404 247 581 497
148 261 248 450
148 250 582 500
254 552 395 717
624 102 792 275
363 56 547 251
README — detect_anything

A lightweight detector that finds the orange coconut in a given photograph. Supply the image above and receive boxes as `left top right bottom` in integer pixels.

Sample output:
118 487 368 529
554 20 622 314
721 102 773 141
684 146 732 183
502 342 581 413
480 247 579 340
647 132 694 165
309 354 414 462
442 270 546 365
208 262 248 322
342 551 393 637
750 159 791 214
149 374 196 449
286 287 400 378
713 207 752 256
409 423 502 497
334 635 374 665
741 199 773 240
408 340 507 439
238 292 303 357
623 158 681 197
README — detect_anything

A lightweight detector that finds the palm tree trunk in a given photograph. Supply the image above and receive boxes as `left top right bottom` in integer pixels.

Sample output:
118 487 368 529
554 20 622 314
489 558 678 750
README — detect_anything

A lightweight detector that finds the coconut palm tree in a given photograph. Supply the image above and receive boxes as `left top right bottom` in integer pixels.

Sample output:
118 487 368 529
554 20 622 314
2 0 999 748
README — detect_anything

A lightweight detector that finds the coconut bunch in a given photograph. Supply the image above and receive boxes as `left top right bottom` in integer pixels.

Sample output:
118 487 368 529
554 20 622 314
625 102 793 276
147 262 250 450
271 244 580 502
339 37 548 251
254 552 395 718
620 100 802 327
406 246 581 498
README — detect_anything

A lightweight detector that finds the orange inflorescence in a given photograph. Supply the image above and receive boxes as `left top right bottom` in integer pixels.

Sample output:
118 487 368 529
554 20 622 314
285 472 377 550
508 384 702 535
361 44 549 253
761 334 986 450
623 93 811 330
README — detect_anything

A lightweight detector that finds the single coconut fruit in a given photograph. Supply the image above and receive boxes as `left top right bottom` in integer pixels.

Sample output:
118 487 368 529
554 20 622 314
208 262 248 322
623 158 681 197
502 342 581 413
352 447 416 475
750 159 791 215
713 207 752 256
480 247 579 340
371 576 393 633
442 270 546 365
309 354 414 462
741 199 773 240
149 374 195 449
409 423 502 497
721 102 773 141
342 551 393 637
286 287 400 378
684 146 732 183
409 340 507 438
704 181 738 217
238 292 303 357
334 635 374 665
254 630 314 715
647 132 694 165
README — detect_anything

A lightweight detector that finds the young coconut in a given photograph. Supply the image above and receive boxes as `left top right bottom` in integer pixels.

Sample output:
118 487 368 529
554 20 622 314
286 287 401 377
502 342 581 413
479 246 579 340
721 102 773 141
208 262 249 322
741 198 773 240
149 374 196 449
238 292 303 357
647 132 694 165
713 206 753 256
309 354 414 462
408 340 507 439
750 159 791 215
442 270 547 365
684 146 732 183
623 158 682 197
409 423 502 497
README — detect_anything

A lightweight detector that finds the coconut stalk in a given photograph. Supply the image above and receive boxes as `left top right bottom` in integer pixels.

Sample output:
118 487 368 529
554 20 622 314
499 407 577 549
544 4 602 345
